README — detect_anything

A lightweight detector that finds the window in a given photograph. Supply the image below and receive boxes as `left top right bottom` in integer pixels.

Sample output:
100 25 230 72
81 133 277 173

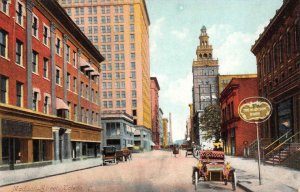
0 75 8 103
43 58 48 78
16 40 23 65
73 51 77 67
287 31 291 57
66 45 70 62
16 2 23 25
131 81 136 89
73 77 77 92
132 100 136 108
0 29 7 58
44 96 48 114
130 24 134 32
32 15 39 38
130 43 135 51
130 5 134 13
56 67 61 85
86 85 89 98
32 91 38 111
86 109 89 123
131 53 135 60
32 51 38 73
55 38 61 55
67 73 70 90
132 90 136 98
74 104 77 121
16 82 23 107
1 0 9 14
91 89 94 102
130 15 134 23
131 62 135 69
81 82 84 96
43 25 49 46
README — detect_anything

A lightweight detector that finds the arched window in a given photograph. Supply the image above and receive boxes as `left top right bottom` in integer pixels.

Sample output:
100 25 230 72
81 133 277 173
209 53 212 58
199 54 202 58
203 53 207 58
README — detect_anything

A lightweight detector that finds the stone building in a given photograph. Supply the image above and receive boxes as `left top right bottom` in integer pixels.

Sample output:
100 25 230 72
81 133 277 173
0 0 104 170
162 118 168 148
192 26 219 145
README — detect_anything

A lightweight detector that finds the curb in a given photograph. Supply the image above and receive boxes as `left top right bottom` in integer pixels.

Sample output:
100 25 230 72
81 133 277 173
237 181 254 192
0 164 102 188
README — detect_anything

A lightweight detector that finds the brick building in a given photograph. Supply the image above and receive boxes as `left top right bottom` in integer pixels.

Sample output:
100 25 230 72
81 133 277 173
150 77 160 147
220 78 258 156
0 0 104 170
251 0 300 140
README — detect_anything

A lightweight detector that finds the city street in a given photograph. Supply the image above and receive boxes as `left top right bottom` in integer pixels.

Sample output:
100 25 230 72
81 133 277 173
1 150 244 192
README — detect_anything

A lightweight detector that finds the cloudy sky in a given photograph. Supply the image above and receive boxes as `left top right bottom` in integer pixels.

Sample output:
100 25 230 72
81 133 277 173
145 0 283 141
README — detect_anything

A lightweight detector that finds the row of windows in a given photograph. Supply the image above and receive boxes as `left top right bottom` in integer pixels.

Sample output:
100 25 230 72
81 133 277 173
101 62 135 71
103 99 136 108
0 75 99 125
222 102 234 123
194 69 217 76
102 90 136 99
102 81 136 90
259 20 300 76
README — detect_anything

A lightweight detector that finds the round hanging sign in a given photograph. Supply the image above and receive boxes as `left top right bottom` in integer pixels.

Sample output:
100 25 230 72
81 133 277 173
238 97 272 123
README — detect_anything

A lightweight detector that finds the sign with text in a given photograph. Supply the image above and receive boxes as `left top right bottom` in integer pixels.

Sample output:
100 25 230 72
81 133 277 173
238 97 272 123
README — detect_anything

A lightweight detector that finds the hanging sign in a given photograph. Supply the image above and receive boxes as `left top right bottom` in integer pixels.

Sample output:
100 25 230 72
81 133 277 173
238 97 272 123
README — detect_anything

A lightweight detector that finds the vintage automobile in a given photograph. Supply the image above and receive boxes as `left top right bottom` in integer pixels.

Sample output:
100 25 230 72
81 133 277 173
116 148 132 162
102 146 117 165
193 150 237 190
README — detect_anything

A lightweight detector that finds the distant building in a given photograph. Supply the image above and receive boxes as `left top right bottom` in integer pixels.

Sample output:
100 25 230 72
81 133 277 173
251 0 300 141
162 118 168 147
150 77 160 147
0 0 104 170
192 26 219 145
101 111 135 150
218 74 257 96
159 108 164 147
220 78 258 156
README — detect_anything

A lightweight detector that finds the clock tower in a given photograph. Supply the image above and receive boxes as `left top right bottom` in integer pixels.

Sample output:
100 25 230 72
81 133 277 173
192 26 219 145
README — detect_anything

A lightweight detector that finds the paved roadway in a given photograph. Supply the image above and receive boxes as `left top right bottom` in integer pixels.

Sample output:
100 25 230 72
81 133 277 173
1 150 244 192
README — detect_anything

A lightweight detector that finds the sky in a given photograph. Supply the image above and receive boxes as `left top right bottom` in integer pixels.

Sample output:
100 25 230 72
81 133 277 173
145 0 283 141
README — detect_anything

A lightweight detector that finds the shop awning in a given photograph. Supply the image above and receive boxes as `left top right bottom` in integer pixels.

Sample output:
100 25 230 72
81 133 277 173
56 98 69 110
86 67 94 72
91 71 100 77
134 129 140 135
79 58 90 68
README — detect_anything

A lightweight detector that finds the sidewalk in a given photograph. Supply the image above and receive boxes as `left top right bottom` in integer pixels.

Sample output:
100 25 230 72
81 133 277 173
0 158 103 187
226 156 300 192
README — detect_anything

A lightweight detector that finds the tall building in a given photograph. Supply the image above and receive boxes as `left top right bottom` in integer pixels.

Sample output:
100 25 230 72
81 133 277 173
192 26 219 145
0 0 104 170
150 77 160 146
59 0 152 149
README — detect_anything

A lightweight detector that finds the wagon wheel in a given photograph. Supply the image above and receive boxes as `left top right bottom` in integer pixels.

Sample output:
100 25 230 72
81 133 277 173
231 170 237 191
194 171 198 190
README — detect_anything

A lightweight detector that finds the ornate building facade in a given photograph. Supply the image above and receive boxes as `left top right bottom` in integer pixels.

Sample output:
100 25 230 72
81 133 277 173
192 26 219 145
150 77 160 147
251 0 300 140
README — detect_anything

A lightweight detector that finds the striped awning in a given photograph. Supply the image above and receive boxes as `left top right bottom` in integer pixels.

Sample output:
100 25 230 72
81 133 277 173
79 58 90 68
56 98 69 110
